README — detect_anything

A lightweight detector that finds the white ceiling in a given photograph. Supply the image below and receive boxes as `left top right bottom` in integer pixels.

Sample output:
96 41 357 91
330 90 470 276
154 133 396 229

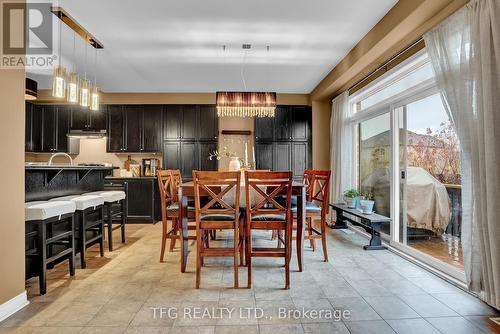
27 0 398 93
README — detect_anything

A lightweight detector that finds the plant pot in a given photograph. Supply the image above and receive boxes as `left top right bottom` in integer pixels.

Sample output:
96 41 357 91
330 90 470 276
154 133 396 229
344 196 355 208
360 200 375 215
228 157 241 171
354 196 365 210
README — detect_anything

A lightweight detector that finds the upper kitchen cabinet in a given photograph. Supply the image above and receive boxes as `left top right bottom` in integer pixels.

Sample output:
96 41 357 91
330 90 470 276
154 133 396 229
70 105 107 131
275 106 292 141
106 104 162 153
290 106 311 141
40 105 69 153
125 105 142 152
198 105 218 141
163 105 181 140
107 105 126 152
25 102 41 152
180 105 198 140
142 105 162 152
255 116 274 141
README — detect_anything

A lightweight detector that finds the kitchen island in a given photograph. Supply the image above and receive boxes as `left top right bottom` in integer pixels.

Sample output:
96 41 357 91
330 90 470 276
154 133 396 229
25 164 115 202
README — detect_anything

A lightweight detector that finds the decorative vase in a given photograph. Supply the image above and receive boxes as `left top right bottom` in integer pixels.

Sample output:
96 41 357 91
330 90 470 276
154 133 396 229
354 196 365 210
360 200 375 215
228 157 241 171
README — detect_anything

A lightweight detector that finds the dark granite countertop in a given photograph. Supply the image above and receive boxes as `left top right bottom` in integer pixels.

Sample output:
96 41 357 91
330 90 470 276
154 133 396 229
25 164 116 171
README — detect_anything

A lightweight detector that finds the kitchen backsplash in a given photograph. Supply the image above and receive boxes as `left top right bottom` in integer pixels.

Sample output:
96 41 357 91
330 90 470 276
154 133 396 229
25 138 162 176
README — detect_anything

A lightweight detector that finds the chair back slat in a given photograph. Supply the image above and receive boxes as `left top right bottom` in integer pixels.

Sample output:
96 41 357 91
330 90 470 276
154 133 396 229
245 171 293 218
303 169 331 211
192 171 241 218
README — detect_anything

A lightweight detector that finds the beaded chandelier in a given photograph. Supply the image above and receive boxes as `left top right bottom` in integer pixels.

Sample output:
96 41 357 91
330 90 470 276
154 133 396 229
216 91 276 118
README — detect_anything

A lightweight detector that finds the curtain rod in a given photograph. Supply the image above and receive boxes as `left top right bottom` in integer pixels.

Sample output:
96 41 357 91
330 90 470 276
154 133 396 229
347 37 425 93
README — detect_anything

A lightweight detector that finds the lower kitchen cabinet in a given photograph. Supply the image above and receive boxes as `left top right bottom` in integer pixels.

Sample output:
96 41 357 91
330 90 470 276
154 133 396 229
104 177 161 223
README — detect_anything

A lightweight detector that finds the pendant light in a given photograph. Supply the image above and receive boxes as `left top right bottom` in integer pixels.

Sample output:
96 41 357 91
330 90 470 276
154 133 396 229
216 44 276 118
79 41 90 108
90 48 100 111
67 31 79 103
52 18 66 98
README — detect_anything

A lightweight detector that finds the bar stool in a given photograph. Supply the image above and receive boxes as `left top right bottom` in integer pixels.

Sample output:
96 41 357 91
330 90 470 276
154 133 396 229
49 195 105 269
25 200 76 295
85 190 126 251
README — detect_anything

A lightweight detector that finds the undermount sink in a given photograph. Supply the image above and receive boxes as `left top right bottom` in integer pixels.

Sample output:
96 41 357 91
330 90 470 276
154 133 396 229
25 162 72 167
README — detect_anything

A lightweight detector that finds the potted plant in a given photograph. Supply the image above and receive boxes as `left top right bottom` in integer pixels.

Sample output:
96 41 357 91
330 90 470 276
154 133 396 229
360 191 375 215
343 189 359 208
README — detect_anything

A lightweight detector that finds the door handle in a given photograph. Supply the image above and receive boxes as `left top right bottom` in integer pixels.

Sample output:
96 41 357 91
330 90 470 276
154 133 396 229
401 170 406 179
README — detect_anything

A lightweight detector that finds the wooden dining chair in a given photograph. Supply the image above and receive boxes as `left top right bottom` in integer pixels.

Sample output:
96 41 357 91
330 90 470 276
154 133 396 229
157 169 195 262
296 169 331 262
192 171 243 288
245 171 293 289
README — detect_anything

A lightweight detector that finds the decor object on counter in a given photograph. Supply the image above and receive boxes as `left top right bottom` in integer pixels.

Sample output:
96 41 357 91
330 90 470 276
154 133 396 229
25 78 37 100
216 91 276 118
228 157 241 171
343 189 360 208
130 164 141 177
124 155 137 171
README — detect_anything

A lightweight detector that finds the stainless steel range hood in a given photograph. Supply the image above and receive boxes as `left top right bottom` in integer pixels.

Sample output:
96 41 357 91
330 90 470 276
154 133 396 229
67 129 107 138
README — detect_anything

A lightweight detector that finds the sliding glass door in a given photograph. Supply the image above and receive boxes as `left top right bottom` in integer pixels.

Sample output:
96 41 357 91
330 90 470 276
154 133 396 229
398 93 463 272
350 51 465 281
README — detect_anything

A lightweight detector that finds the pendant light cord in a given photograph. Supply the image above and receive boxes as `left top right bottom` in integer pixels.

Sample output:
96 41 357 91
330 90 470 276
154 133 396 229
94 48 97 85
58 18 62 67
72 31 76 72
240 50 247 91
84 41 87 80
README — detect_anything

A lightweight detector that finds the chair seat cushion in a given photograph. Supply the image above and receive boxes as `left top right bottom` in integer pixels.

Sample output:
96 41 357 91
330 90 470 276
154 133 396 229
291 201 322 213
49 195 104 210
200 212 239 221
251 213 286 221
25 200 76 221
85 191 126 203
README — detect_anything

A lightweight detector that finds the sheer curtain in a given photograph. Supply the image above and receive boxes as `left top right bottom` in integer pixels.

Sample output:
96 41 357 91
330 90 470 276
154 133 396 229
424 0 500 308
329 91 353 204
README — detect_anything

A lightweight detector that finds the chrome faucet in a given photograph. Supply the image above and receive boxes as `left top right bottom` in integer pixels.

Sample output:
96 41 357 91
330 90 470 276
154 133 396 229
48 152 73 166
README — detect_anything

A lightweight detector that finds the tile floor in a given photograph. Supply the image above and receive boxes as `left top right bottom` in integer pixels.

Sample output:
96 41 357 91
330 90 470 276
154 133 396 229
1 223 499 334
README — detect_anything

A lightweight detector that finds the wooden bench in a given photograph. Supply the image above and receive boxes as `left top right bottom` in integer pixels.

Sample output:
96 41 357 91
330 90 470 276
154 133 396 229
330 203 391 250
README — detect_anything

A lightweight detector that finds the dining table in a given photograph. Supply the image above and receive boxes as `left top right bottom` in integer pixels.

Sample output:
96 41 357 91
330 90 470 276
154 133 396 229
177 180 307 273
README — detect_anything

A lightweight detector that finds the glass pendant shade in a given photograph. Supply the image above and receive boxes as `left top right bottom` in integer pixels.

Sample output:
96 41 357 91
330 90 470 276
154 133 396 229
79 79 90 107
67 72 79 103
216 92 276 117
52 65 67 98
90 85 100 111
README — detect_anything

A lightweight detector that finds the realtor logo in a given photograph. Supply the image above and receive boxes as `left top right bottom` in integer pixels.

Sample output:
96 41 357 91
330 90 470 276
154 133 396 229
1 1 55 69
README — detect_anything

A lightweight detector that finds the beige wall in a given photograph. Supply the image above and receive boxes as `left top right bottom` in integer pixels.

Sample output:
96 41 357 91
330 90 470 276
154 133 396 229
0 61 26 303
311 100 331 170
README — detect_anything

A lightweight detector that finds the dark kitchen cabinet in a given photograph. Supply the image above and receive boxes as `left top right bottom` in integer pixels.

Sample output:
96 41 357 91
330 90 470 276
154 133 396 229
25 102 41 152
40 105 68 153
142 105 162 152
292 142 308 178
163 142 180 170
255 117 274 141
291 106 310 141
70 105 106 130
275 106 292 141
163 105 181 140
254 105 312 180
162 104 218 179
56 107 70 152
255 142 273 170
198 105 218 141
106 105 162 153
126 179 154 220
199 142 218 171
104 178 161 223
107 105 126 152
180 142 198 180
274 142 291 171
181 106 198 140
125 106 142 152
